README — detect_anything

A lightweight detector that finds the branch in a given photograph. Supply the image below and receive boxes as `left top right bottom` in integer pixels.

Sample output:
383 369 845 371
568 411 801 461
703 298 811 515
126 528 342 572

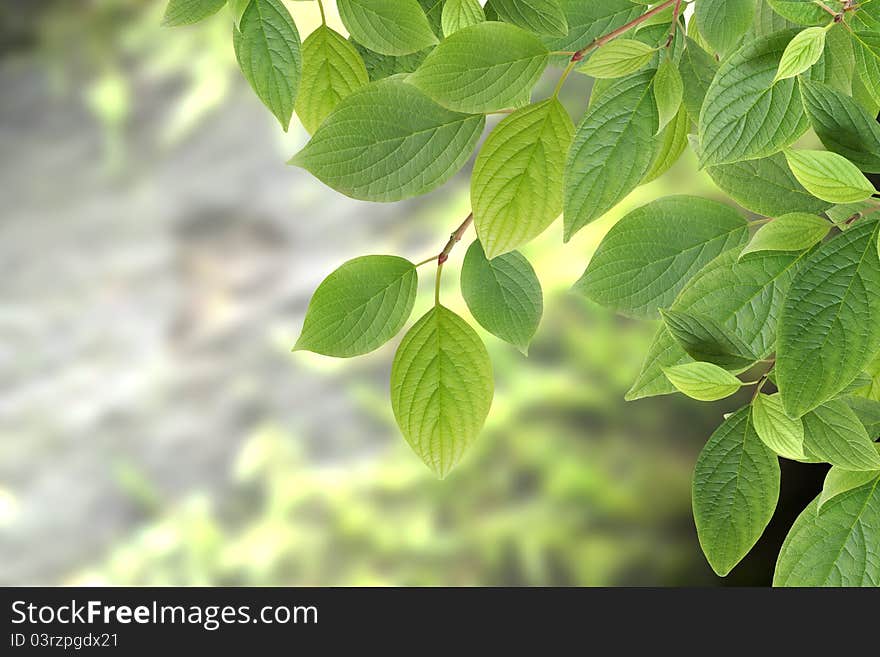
571 0 681 62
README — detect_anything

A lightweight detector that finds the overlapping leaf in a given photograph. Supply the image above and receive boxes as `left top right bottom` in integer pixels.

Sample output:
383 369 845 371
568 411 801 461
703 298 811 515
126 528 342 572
776 219 880 417
699 31 809 166
337 0 438 56
234 0 302 131
290 77 485 202
460 241 543 353
574 196 748 320
390 305 494 478
693 407 780 577
564 71 658 240
408 22 549 113
472 99 574 258
774 478 880 586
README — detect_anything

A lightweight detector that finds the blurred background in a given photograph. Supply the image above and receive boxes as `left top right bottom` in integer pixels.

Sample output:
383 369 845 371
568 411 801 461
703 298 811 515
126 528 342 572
0 0 825 586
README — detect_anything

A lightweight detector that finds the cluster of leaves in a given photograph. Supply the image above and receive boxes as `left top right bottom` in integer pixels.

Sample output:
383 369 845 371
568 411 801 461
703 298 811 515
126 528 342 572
165 0 880 585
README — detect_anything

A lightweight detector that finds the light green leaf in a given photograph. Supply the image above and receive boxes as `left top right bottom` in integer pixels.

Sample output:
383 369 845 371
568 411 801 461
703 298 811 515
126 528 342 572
699 31 809 167
653 57 683 133
294 255 417 357
703 150 831 216
491 0 568 37
783 148 877 203
337 0 438 56
540 0 642 65
774 478 880 586
777 220 880 417
564 70 658 240
290 77 485 202
818 467 880 512
693 407 780 576
460 241 543 353
234 0 302 131
679 39 719 125
295 26 369 134
580 39 655 79
390 305 494 478
628 249 805 400
800 79 880 173
472 99 573 258
408 22 549 113
696 0 757 56
802 399 880 470
642 107 689 183
662 362 743 401
740 212 830 257
774 25 827 81
163 0 226 26
574 196 748 320
441 0 485 36
752 393 807 460
661 309 759 370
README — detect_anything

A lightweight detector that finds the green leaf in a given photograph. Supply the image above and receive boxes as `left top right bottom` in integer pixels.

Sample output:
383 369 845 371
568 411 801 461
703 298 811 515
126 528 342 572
390 305 494 478
750 0 797 37
693 407 780 576
752 393 808 461
290 77 485 202
337 0 438 56
350 40 431 81
642 107 689 183
767 0 837 26
575 196 748 320
696 0 757 56
783 148 877 203
774 478 880 586
441 0 485 36
853 31 880 107
818 467 880 512
740 212 830 257
845 395 880 435
661 309 759 370
627 249 805 400
580 39 655 79
294 255 417 357
540 0 642 65
163 0 226 26
800 79 880 173
699 31 809 167
662 362 743 401
774 25 827 81
295 26 369 134
233 0 302 131
564 71 658 240
813 24 854 95
472 99 574 258
703 151 831 216
679 38 719 123
491 0 568 37
802 399 880 470
408 22 549 113
777 220 880 417
460 240 543 353
653 57 683 133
